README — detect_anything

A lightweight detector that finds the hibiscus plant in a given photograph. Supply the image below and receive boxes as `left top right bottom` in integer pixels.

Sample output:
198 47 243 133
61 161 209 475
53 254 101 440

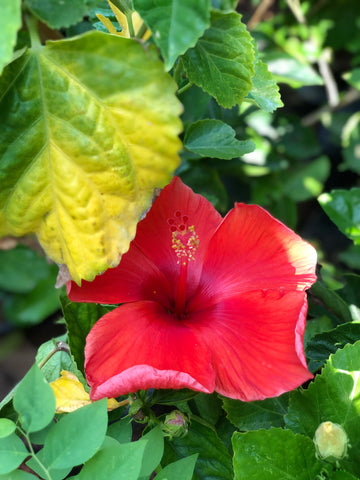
1 1 360 479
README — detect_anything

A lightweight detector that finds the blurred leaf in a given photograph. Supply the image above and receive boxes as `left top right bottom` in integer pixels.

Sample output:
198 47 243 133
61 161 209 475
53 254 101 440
78 438 146 480
340 112 360 174
182 10 255 108
42 399 108 469
0 471 39 479
339 245 360 270
133 0 211 70
25 0 90 28
0 433 29 475
222 393 289 431
13 364 56 433
0 0 21 75
282 156 331 202
328 472 359 480
184 120 255 159
232 428 324 479
343 68 360 90
0 31 182 284
263 51 323 87
285 341 360 476
336 274 360 322
61 297 112 374
310 279 352 325
245 58 283 112
318 188 360 244
0 246 55 294
164 417 232 480
155 454 198 480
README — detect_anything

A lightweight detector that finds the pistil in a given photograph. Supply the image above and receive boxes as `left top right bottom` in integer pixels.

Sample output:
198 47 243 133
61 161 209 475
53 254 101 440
174 259 188 317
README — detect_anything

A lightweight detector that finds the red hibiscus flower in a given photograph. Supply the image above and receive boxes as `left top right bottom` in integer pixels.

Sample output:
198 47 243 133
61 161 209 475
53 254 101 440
67 177 317 401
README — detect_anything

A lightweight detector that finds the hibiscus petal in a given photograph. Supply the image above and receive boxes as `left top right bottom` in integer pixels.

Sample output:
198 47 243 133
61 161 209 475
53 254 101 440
85 301 215 400
68 177 222 305
192 204 316 308
185 290 313 401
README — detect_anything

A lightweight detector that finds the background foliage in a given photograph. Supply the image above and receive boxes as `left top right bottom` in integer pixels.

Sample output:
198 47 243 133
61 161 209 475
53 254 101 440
1 0 360 479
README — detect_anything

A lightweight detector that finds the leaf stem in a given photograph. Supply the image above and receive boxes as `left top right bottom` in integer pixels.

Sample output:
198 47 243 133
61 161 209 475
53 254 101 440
25 15 42 50
18 426 53 480
126 12 135 37
136 21 148 39
177 82 193 96
37 341 71 369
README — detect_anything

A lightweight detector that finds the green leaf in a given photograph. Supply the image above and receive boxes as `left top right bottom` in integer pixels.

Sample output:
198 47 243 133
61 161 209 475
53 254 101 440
184 120 255 159
232 428 324 479
42 399 108 469
262 51 323 87
0 471 39 480
0 31 182 284
133 0 211 70
78 437 147 480
340 112 360 174
0 0 21 75
337 274 360 322
26 450 72 480
310 278 353 325
25 0 90 29
306 323 360 370
0 433 29 474
164 417 233 480
61 297 111 374
245 58 283 112
285 341 360 476
35 335 75 384
182 10 255 108
222 393 289 431
155 454 198 480
139 427 164 478
192 393 223 425
328 471 359 480
151 388 199 405
318 188 360 244
106 417 132 444
343 68 360 90
282 156 331 202
13 364 56 433
0 418 16 438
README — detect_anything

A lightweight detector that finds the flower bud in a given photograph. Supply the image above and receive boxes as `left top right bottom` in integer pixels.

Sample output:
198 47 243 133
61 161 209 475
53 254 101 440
314 421 349 460
162 410 189 439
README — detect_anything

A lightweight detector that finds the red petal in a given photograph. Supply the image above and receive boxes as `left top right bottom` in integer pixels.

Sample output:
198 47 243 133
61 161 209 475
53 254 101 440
68 177 222 305
191 204 316 309
85 301 215 400
185 290 313 401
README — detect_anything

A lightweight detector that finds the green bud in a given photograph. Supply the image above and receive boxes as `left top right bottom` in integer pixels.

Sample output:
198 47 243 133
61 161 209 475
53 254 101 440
161 410 189 439
313 421 349 461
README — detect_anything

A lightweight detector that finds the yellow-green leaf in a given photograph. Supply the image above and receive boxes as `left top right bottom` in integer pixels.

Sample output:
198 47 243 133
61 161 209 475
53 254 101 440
0 31 182 283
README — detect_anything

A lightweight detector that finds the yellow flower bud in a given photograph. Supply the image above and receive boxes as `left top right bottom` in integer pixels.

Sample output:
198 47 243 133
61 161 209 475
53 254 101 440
313 421 349 460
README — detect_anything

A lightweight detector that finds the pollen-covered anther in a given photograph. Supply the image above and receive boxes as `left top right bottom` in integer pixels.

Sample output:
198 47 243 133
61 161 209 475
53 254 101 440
168 212 199 261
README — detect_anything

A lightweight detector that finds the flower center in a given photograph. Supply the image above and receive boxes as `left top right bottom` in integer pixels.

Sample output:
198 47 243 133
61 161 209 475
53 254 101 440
167 211 199 317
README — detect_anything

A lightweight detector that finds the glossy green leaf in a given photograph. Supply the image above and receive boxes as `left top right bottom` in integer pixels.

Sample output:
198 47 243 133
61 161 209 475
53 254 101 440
263 51 323 87
42 399 108 469
0 31 182 284
13 364 56 433
184 120 255 159
245 58 283 112
340 112 360 174
155 454 198 480
61 297 112 374
285 341 360 476
139 427 164 478
164 417 232 480
0 418 16 438
78 437 146 480
0 433 29 474
25 0 90 29
0 0 21 75
318 188 360 244
133 0 211 70
0 471 38 480
182 10 255 108
232 428 323 479
222 393 289 431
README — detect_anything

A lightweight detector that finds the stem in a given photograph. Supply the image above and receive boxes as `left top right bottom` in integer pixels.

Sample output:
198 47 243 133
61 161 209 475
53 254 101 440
174 260 188 317
136 21 148 39
18 426 53 480
173 58 183 85
37 341 70 369
177 82 192 96
25 15 42 50
125 12 135 37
